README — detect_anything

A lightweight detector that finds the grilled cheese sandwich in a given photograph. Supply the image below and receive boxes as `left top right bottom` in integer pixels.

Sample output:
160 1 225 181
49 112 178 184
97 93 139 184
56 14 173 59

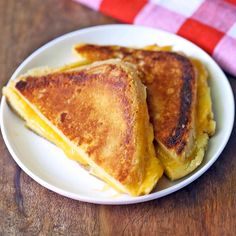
3 59 163 196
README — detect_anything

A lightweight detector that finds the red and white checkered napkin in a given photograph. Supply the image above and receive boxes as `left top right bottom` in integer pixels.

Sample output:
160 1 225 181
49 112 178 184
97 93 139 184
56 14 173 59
75 0 236 76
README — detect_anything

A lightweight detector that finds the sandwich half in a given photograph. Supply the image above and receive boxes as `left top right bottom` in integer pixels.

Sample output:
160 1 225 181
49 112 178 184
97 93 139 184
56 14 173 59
74 44 216 180
3 59 163 196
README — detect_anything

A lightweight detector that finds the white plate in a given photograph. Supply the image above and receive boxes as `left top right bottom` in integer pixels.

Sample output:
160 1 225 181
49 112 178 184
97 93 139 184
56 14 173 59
1 25 234 205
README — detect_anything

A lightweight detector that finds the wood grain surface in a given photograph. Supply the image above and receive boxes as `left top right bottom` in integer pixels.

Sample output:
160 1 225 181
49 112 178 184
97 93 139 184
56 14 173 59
0 0 235 235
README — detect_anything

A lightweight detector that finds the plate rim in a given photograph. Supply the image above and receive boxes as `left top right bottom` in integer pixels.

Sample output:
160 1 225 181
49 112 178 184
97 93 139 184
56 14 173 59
1 24 235 205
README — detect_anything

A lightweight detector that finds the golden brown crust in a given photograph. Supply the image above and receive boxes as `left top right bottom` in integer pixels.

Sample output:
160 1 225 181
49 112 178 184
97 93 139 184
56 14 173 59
15 63 130 182
74 45 197 156
13 60 163 192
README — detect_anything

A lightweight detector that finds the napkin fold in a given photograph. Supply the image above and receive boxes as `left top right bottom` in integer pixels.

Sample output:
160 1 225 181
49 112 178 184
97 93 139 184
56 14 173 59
75 0 236 76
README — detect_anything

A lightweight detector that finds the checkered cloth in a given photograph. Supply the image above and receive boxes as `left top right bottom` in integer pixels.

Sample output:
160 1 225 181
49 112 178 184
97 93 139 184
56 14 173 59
75 0 236 76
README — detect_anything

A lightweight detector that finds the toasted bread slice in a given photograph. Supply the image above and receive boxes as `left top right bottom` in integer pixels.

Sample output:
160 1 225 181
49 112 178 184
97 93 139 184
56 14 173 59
74 44 215 180
3 59 163 196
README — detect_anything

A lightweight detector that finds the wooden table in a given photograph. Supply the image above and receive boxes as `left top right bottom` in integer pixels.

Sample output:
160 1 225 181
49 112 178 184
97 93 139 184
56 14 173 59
1 0 235 235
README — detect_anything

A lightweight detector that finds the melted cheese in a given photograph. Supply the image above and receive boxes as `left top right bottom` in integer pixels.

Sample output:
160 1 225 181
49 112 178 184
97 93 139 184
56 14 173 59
143 44 172 51
4 85 162 196
192 59 215 136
